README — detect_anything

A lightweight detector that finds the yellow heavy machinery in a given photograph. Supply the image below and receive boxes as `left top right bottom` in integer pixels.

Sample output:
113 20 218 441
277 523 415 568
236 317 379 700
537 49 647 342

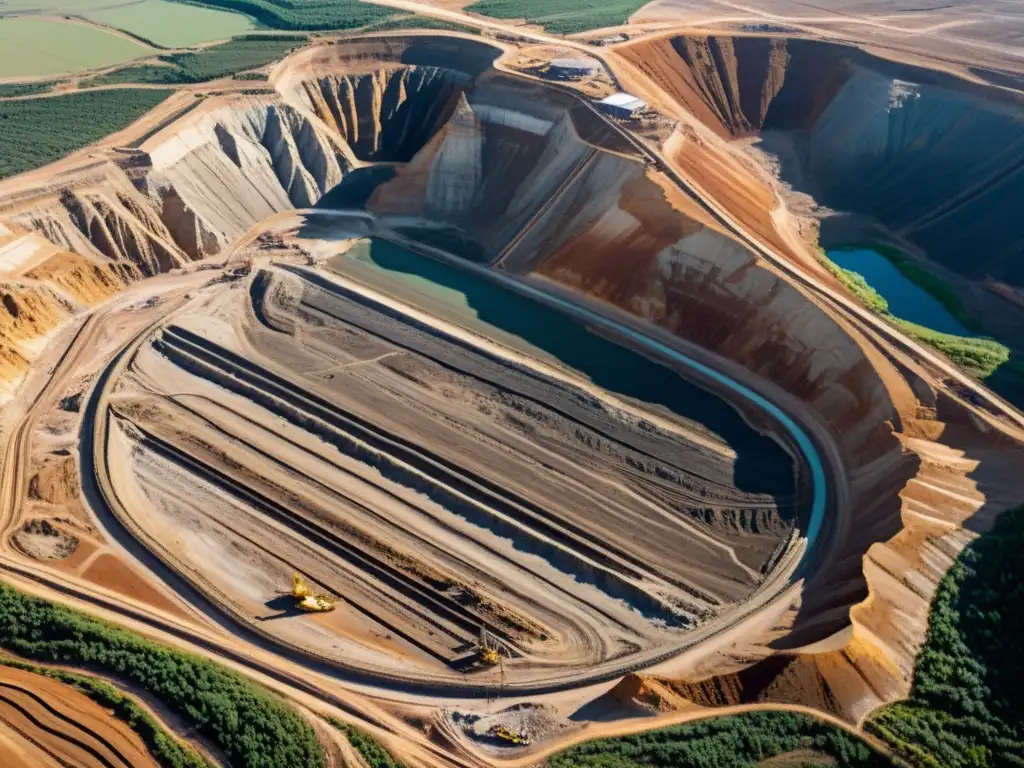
478 626 501 666
488 725 530 746
290 573 335 613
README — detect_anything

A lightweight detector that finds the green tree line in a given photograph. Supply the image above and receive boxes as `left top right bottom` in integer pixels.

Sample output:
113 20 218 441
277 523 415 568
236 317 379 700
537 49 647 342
546 710 890 768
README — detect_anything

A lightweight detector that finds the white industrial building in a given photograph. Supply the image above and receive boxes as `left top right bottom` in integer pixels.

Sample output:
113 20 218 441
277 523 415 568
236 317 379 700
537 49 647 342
596 92 646 119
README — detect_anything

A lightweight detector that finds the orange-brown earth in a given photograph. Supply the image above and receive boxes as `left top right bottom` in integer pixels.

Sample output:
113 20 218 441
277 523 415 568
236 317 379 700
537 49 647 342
0 664 158 768
0 29 1020 762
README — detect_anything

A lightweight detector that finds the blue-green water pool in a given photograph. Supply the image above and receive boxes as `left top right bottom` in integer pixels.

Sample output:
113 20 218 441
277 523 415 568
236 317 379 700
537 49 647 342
828 248 972 336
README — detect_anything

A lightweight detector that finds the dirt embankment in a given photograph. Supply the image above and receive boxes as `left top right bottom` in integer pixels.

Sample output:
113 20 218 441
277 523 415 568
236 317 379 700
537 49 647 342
0 664 159 768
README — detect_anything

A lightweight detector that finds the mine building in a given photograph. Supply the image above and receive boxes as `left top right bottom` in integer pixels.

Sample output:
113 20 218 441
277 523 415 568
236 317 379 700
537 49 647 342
596 92 647 119
548 57 598 80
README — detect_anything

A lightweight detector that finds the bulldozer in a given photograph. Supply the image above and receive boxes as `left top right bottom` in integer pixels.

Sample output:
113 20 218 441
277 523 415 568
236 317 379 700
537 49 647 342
290 573 335 613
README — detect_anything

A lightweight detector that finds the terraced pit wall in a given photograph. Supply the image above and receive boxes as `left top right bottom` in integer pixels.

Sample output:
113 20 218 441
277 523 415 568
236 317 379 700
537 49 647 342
616 33 1024 286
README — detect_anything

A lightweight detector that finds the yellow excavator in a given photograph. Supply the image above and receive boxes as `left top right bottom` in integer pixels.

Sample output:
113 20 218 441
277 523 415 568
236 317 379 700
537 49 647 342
478 626 501 666
291 573 335 613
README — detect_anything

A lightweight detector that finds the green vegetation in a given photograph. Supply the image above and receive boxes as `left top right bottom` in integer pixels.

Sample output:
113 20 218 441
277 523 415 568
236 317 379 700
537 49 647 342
0 583 325 768
821 257 891 315
92 35 306 85
464 0 648 34
360 15 482 34
233 70 270 81
330 719 405 768
0 80 56 98
893 320 1010 379
818 249 1010 379
546 711 889 768
0 654 211 768
89 0 255 47
0 89 171 180
169 0 396 30
0 18 153 77
867 505 1024 767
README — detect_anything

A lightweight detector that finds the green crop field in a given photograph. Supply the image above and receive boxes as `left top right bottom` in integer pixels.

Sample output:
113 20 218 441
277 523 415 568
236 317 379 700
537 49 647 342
0 18 153 77
0 89 172 179
170 0 397 30
0 80 57 98
464 0 649 34
91 35 306 85
88 0 256 47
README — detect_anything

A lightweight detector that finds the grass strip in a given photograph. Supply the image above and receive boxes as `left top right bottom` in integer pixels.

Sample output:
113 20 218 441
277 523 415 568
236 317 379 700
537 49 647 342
92 35 306 85
168 0 397 31
0 654 211 768
0 583 325 768
817 250 1009 379
329 718 405 768
0 81 57 98
464 0 648 34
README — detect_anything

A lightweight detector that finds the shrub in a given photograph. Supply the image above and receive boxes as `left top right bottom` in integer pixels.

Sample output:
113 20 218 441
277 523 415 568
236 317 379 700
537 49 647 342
330 719 405 768
546 710 890 768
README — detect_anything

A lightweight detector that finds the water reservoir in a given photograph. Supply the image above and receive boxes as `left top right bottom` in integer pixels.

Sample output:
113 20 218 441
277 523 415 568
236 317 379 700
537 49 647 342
828 248 972 336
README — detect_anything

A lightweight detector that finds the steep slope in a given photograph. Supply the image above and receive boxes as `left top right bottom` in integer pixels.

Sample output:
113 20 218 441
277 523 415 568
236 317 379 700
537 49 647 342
617 34 1024 286
0 222 138 397
143 96 351 258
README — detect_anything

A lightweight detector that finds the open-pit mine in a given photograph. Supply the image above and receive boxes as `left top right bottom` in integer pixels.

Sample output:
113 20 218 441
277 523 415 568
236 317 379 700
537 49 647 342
1 19 1023 767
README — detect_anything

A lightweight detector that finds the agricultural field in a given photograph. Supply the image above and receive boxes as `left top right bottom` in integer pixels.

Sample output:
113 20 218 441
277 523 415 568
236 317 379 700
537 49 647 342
87 0 255 47
464 0 649 33
0 17 152 77
0 80 56 97
170 0 397 30
0 88 172 179
91 35 307 85
0 0 254 46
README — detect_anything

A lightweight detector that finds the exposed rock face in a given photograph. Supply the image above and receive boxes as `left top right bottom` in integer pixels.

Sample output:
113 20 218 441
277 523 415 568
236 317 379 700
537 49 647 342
424 95 484 221
12 179 183 278
144 98 351 258
0 221 139 397
296 67 470 162
618 34 1024 285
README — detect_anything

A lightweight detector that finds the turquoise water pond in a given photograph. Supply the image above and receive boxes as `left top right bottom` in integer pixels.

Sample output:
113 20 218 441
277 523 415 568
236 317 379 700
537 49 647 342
828 248 972 336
